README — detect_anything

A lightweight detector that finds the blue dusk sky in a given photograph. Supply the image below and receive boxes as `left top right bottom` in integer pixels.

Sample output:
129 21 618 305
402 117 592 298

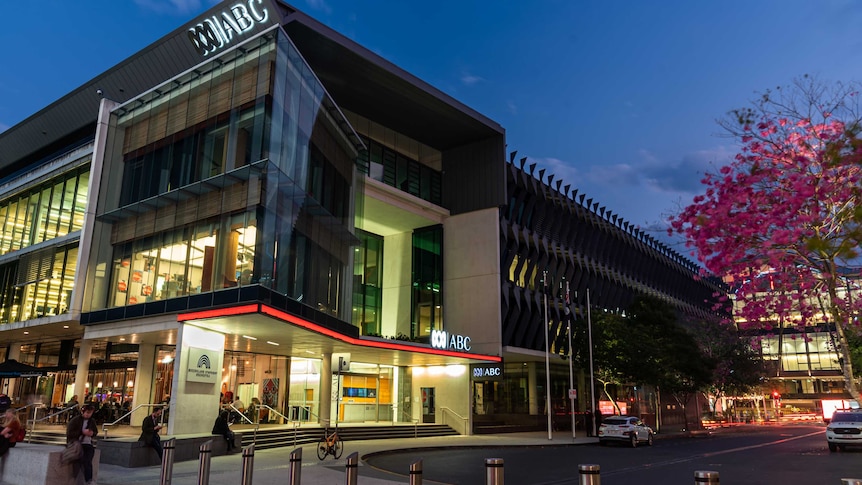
2 1 862 253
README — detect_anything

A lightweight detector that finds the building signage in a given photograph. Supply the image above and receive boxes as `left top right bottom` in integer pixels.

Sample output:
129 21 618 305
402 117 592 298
471 363 503 381
188 0 269 57
431 329 471 352
186 347 220 383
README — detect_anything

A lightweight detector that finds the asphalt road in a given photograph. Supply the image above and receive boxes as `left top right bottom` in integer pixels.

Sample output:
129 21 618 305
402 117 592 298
364 425 862 484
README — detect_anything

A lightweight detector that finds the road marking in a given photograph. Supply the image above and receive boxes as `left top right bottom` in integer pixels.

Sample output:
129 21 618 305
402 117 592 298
601 430 824 477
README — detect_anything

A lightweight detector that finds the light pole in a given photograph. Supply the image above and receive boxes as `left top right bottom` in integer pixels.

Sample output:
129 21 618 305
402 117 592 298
587 288 597 436
543 270 552 440
564 281 575 439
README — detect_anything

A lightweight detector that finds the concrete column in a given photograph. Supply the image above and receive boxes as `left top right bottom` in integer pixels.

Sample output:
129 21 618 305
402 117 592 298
528 362 538 415
73 340 93 404
169 323 225 435
132 343 156 427
319 353 332 426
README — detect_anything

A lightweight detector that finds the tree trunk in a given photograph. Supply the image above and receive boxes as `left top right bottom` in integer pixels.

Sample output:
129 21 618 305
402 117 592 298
827 283 862 402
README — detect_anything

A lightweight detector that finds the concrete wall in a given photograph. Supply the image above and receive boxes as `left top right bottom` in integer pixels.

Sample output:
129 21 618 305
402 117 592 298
170 324 225 435
443 207 502 356
412 366 471 435
381 231 412 338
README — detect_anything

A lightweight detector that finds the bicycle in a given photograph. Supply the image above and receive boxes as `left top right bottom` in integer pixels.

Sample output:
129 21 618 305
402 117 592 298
317 426 344 460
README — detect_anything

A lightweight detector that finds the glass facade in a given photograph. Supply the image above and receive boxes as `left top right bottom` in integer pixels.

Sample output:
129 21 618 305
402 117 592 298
0 164 88 324
412 226 443 339
759 332 841 372
356 135 442 205
352 230 383 335
92 29 360 318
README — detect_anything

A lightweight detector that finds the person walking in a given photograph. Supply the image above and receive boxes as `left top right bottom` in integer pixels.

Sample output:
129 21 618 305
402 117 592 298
138 407 164 461
66 403 98 485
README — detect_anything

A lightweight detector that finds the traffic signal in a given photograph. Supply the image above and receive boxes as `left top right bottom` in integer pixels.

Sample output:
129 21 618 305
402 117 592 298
772 390 780 400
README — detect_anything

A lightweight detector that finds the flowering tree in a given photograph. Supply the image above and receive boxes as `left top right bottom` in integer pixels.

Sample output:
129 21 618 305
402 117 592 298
671 78 862 401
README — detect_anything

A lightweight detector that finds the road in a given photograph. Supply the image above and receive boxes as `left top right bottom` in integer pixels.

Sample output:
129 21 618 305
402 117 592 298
364 425 862 484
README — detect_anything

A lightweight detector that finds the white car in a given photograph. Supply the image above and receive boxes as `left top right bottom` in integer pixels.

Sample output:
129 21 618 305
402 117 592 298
826 409 862 452
598 416 654 447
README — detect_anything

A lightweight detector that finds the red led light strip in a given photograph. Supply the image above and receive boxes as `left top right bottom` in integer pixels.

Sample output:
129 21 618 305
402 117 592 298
177 303 501 362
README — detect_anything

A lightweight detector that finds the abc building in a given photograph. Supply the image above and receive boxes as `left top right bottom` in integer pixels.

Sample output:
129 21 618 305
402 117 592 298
0 0 719 435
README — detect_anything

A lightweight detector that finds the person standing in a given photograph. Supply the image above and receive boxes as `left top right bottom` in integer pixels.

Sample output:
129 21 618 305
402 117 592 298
138 407 164 461
66 404 98 485
0 393 12 413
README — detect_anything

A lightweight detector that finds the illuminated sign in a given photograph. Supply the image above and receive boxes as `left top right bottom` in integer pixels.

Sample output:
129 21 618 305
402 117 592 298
431 329 471 352
188 0 269 57
471 363 503 381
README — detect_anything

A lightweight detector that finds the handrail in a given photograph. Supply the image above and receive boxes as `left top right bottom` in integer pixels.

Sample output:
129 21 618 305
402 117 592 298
102 403 167 438
27 404 76 444
440 406 469 434
227 404 259 442
258 404 290 424
396 408 419 437
17 403 45 444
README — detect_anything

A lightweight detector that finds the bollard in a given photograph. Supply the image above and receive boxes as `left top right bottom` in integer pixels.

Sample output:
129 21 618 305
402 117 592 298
160 438 177 485
345 452 359 485
841 480 862 485
288 448 302 485
409 458 423 485
578 464 600 485
694 470 719 484
485 458 504 485
240 444 255 485
197 440 212 485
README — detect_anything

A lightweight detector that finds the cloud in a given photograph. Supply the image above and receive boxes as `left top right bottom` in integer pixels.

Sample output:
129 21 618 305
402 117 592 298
460 72 483 86
505 100 518 115
133 0 217 15
305 0 333 14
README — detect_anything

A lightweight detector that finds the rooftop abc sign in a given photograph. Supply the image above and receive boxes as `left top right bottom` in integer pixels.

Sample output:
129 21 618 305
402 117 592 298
188 0 269 57
430 329 471 352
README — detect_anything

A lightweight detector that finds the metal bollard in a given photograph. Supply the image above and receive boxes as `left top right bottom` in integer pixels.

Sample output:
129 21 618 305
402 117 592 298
485 458 504 485
197 440 212 485
288 448 302 485
694 470 719 484
160 438 177 485
241 444 255 485
409 458 423 485
345 452 359 485
841 480 862 485
579 464 600 485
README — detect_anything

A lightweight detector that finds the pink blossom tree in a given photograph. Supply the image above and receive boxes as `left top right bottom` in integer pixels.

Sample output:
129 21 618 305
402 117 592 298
671 78 862 401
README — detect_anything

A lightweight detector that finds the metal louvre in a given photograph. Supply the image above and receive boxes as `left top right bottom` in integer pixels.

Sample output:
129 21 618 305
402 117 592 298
15 247 56 287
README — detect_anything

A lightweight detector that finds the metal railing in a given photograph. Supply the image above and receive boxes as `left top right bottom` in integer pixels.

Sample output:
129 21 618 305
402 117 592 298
103 403 167 438
227 404 259 443
258 404 290 425
397 409 420 437
26 404 78 443
440 407 469 434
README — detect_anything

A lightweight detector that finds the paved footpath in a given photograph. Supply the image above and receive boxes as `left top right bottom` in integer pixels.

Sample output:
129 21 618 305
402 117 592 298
94 431 597 485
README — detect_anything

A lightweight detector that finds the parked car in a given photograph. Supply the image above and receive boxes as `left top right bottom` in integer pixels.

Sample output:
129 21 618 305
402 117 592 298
598 416 654 447
826 409 862 452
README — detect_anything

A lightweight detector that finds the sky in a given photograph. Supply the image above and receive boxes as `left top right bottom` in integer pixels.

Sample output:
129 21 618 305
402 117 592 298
3 1 862 254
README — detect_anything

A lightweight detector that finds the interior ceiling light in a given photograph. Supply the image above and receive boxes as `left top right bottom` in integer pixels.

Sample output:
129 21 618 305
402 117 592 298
242 335 257 340
266 341 279 346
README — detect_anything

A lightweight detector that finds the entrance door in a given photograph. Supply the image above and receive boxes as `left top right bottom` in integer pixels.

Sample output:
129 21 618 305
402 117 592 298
421 387 435 423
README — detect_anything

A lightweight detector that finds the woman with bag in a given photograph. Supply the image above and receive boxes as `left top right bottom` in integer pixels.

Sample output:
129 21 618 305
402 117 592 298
66 403 98 485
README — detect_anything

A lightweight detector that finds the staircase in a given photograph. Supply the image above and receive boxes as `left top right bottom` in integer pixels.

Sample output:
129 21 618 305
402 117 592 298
241 424 459 451
24 428 67 446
